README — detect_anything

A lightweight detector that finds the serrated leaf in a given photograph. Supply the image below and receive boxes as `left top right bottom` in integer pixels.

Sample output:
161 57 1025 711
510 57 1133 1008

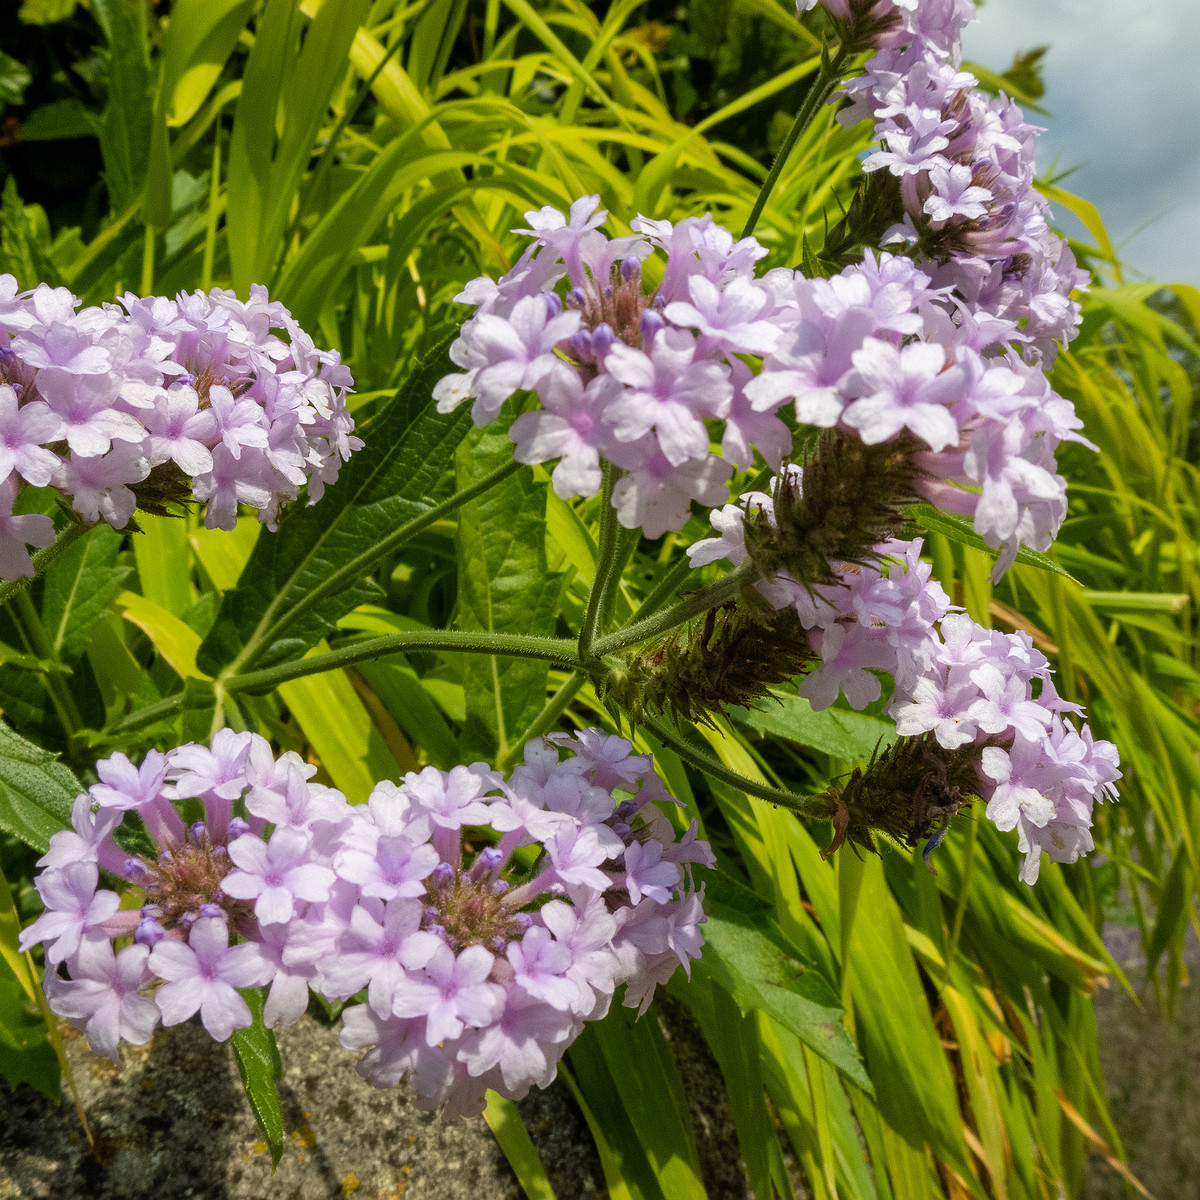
701 889 871 1091
455 418 565 762
0 717 79 853
41 526 132 664
231 988 284 1170
731 691 896 761
910 503 1079 583
198 338 470 675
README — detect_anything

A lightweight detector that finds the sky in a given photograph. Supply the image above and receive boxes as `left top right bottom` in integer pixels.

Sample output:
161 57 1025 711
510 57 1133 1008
961 0 1200 286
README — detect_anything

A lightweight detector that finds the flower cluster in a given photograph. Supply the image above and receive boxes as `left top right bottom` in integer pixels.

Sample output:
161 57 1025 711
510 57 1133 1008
435 198 782 537
437 200 1088 574
0 277 359 579
823 0 1087 359
690 474 1120 881
21 729 711 1115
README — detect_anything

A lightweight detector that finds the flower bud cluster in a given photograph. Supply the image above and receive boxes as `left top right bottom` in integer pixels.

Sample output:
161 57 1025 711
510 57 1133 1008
437 197 1089 577
826 0 1087 359
0 277 359 579
690 475 1120 881
20 729 712 1116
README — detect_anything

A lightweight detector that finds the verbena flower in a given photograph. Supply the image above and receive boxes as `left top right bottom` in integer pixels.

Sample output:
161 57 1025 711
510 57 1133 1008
690 474 1120 881
438 192 1087 573
0 278 360 579
830 1 1087 358
23 729 713 1117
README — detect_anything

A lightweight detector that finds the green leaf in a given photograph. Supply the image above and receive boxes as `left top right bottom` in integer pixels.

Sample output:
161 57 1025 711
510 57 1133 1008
0 52 32 108
483 1092 558 1200
197 338 470 675
144 0 256 227
701 883 871 1090
91 0 155 213
587 1007 707 1200
0 717 78 853
17 98 96 142
231 989 284 1170
732 692 897 761
0 178 62 289
0 961 59 1099
455 418 565 762
910 504 1079 583
41 525 132 665
18 0 79 23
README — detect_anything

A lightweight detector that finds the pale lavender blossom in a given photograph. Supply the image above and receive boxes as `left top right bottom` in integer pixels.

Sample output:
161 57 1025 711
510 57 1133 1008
221 826 336 924
49 937 159 1060
149 917 272 1041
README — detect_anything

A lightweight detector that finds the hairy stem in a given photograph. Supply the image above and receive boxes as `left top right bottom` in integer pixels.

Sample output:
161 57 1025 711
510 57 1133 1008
740 43 852 240
593 559 760 657
641 715 818 815
226 630 580 694
0 522 90 609
577 464 622 663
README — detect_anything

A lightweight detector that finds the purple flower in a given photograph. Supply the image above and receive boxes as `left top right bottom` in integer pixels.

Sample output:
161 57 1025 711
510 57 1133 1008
403 764 497 830
505 927 576 1010
140 383 217 474
603 329 732 467
36 369 143 457
663 276 780 355
320 898 441 1015
621 840 681 905
390 943 503 1046
980 741 1057 833
0 385 62 487
37 794 126 874
923 162 993 223
148 917 271 1041
0 477 54 579
221 826 336 925
843 339 963 452
48 936 159 1060
53 444 149 528
18 863 120 965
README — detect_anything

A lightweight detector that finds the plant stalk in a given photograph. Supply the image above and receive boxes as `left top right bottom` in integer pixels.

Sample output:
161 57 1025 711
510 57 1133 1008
593 559 760 657
641 715 817 815
226 457 523 677
226 630 580 694
740 43 852 240
577 463 622 663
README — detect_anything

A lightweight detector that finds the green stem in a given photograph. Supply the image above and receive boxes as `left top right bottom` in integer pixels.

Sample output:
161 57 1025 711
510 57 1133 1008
577 463 621 663
641 715 817 815
740 43 851 240
629 555 693 624
0 523 90 609
224 457 523 678
226 630 580 694
499 668 589 771
140 225 155 295
108 694 185 736
593 559 760 657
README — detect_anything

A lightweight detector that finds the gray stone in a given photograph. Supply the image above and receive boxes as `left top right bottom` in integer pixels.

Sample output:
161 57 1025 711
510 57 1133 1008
0 1014 600 1200
0 999 776 1199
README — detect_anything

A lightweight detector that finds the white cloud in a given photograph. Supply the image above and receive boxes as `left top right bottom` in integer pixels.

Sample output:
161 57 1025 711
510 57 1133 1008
962 0 1200 285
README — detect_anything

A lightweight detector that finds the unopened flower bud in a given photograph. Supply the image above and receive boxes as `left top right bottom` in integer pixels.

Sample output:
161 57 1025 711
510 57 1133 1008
135 918 165 946
228 817 251 839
